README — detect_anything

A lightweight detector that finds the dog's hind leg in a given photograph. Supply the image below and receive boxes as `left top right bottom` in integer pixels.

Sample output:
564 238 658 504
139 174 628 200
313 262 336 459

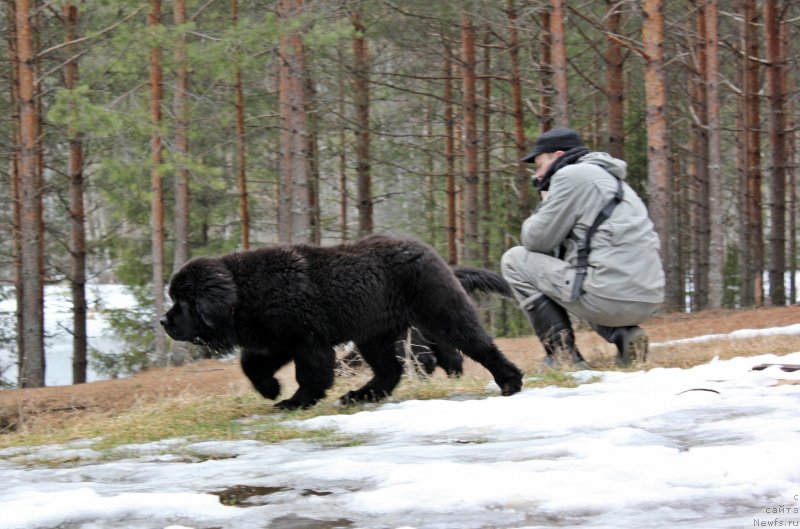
341 335 403 404
423 323 522 396
407 327 462 376
400 328 437 376
416 300 522 396
241 347 292 401
276 345 336 410
427 340 463 377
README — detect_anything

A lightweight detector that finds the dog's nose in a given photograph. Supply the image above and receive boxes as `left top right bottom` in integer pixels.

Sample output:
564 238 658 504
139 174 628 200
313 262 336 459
159 316 168 328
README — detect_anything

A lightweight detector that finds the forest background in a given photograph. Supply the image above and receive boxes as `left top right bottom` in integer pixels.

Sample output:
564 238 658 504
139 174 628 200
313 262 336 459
1 0 798 388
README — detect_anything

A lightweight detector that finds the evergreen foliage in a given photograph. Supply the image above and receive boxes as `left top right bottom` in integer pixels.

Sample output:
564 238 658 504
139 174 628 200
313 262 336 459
1 1 798 381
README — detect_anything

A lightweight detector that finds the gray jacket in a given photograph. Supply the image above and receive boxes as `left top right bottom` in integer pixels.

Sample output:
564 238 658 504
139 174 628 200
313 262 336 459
521 152 665 303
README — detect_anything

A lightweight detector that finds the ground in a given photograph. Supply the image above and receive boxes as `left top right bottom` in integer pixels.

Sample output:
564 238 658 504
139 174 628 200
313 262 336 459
1 305 799 435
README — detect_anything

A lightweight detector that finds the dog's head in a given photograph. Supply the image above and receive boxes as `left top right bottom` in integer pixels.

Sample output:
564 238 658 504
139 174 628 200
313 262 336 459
160 257 237 351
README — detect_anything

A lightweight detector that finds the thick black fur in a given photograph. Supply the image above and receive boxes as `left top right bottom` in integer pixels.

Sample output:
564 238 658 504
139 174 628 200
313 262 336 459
339 325 462 377
339 266 514 377
161 234 523 409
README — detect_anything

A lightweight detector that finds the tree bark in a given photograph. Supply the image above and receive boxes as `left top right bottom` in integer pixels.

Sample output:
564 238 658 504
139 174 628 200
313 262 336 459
305 60 321 245
782 15 796 304
172 0 190 273
460 9 479 263
705 0 724 309
691 4 709 311
764 0 786 306
481 27 492 269
539 7 553 132
64 3 87 384
336 42 348 241
277 5 292 243
605 0 625 159
507 0 530 219
149 0 167 362
15 0 45 387
641 0 674 309
549 0 569 127
232 0 249 249
7 0 25 384
277 0 310 243
740 0 763 307
352 7 372 237
444 51 457 265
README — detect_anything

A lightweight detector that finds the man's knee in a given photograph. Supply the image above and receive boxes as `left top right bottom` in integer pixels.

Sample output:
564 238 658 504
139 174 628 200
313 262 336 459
501 246 528 279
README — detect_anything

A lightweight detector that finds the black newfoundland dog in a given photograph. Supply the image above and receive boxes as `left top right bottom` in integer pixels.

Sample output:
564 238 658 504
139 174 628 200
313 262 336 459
160 234 523 409
339 268 515 377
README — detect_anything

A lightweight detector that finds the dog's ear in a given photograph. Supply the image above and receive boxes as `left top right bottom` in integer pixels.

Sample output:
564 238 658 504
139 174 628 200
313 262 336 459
193 262 237 330
195 295 233 330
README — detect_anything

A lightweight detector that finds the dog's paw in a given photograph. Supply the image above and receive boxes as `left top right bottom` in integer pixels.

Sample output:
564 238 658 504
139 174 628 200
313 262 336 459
339 388 389 405
500 376 523 396
275 398 305 410
254 377 281 400
444 366 464 378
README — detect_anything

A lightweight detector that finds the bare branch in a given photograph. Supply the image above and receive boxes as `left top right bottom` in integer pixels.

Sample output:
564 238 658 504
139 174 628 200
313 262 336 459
37 6 144 59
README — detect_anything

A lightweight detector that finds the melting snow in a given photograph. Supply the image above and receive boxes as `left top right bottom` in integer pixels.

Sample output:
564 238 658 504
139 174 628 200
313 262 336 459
3 349 800 528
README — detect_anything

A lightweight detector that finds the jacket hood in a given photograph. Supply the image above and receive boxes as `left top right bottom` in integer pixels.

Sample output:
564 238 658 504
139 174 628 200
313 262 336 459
578 152 628 180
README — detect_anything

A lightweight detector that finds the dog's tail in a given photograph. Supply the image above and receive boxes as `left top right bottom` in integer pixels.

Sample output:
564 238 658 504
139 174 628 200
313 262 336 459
453 266 513 298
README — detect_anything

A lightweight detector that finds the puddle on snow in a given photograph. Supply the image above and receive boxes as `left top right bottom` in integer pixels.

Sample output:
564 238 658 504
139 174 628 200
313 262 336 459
211 484 291 506
268 514 353 529
211 484 335 507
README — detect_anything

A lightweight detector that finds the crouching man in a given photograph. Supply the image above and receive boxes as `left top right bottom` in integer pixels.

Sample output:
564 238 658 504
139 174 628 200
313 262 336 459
502 127 665 369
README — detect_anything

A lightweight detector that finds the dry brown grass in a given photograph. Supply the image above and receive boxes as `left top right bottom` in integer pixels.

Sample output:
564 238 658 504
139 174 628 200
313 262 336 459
1 305 798 449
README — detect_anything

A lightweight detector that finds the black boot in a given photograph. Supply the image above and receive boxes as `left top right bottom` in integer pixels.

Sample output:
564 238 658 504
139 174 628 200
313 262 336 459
524 296 589 370
593 324 649 367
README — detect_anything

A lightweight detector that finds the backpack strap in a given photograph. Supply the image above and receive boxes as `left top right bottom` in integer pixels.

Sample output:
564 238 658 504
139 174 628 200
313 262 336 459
569 176 624 302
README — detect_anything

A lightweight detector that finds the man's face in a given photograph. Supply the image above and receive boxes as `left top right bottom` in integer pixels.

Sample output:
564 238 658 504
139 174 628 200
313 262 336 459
533 151 562 180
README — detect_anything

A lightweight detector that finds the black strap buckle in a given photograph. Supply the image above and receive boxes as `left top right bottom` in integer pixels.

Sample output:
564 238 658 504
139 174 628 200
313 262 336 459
568 176 624 302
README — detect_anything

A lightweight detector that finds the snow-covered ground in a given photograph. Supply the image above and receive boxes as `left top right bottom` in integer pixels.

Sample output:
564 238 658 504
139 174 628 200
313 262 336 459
3 349 800 529
0 285 137 386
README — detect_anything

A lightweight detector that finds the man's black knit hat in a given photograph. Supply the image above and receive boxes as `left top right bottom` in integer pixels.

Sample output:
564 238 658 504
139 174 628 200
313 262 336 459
522 127 584 163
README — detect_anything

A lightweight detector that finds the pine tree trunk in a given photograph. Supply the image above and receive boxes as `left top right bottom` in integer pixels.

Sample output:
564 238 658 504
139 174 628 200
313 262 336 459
305 63 321 245
460 9 479 263
149 0 167 362
277 0 310 243
15 0 45 387
336 42 348 242
481 28 492 270
782 18 796 304
550 0 569 127
352 8 372 237
7 0 25 384
64 3 87 384
765 0 786 306
705 0 724 309
33 7 45 331
539 8 553 132
507 0 530 219
641 0 674 309
277 9 292 243
741 0 763 307
444 52 457 265
690 5 709 311
605 0 624 159
172 0 190 274
422 104 434 245
232 0 249 249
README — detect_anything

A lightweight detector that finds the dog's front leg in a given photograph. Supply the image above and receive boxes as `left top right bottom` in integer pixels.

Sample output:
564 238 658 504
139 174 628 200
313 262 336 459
341 336 403 404
275 345 336 410
241 347 291 401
